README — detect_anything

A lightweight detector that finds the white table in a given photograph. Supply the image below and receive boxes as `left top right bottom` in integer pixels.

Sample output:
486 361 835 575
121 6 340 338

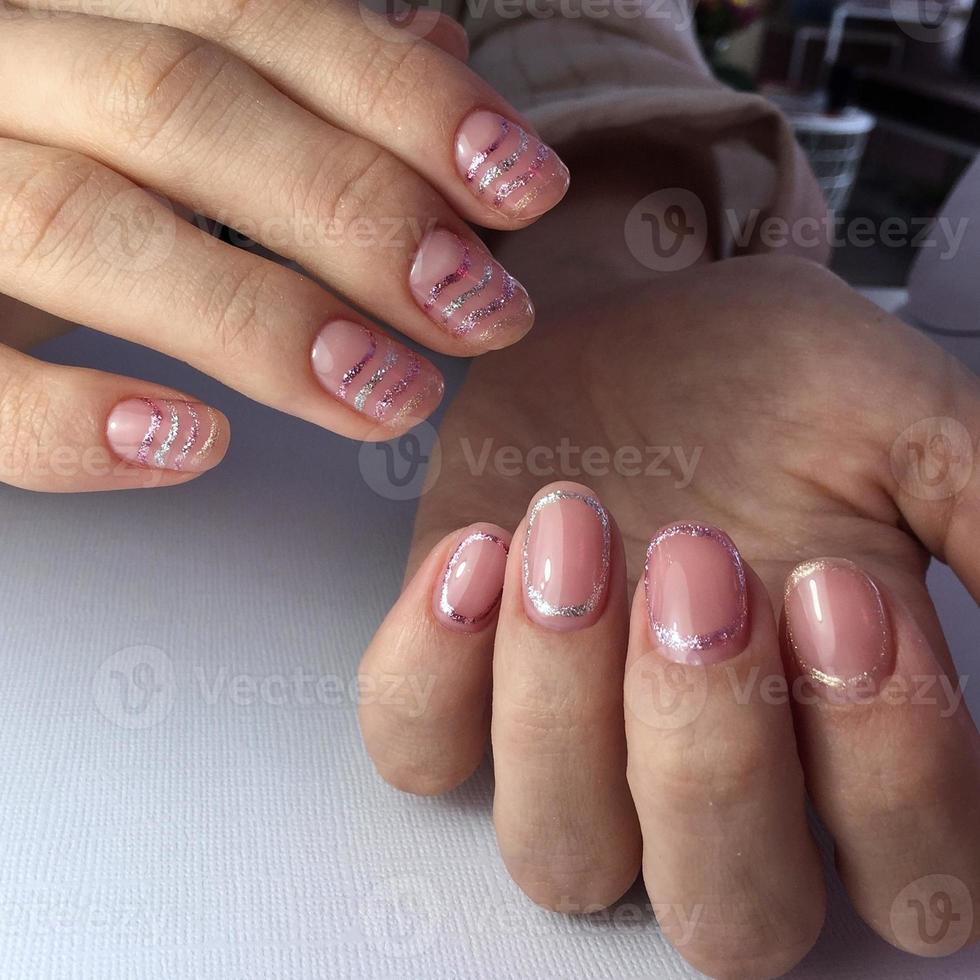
0 296 976 979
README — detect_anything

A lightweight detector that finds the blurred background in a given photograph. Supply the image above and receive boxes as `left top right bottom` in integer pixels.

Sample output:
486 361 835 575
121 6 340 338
695 0 979 286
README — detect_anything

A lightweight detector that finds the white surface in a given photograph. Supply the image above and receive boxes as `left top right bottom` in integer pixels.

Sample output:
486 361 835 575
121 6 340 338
0 311 977 980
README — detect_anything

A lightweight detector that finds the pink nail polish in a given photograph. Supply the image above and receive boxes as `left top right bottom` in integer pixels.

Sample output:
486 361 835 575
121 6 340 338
522 489 611 631
435 529 509 633
409 229 534 343
106 398 222 471
311 320 444 427
785 559 893 696
645 523 749 665
456 110 570 220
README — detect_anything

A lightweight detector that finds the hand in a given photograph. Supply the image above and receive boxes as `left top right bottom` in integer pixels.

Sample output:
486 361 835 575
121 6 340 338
356 244 980 978
0 0 569 490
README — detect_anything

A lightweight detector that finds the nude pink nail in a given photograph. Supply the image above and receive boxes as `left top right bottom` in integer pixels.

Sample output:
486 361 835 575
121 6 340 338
785 559 893 696
522 489 611 631
435 528 509 633
311 319 444 427
456 110 570 220
645 523 749 665
409 229 534 344
106 398 222 472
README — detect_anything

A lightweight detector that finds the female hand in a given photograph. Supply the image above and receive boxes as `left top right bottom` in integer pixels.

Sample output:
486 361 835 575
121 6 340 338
0 0 569 490
357 249 980 978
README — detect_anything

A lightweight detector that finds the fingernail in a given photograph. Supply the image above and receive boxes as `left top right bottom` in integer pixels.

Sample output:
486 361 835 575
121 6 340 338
311 320 444 427
435 528 509 633
456 110 570 220
645 523 749 665
785 559 893 696
522 488 611 631
409 229 534 344
106 398 222 471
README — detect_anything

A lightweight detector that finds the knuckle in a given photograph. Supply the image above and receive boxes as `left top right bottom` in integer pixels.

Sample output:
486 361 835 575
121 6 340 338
205 263 281 362
300 145 400 232
0 152 115 272
84 28 238 152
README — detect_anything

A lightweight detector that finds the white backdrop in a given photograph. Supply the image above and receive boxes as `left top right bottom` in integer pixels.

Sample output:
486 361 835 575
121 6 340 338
0 304 976 979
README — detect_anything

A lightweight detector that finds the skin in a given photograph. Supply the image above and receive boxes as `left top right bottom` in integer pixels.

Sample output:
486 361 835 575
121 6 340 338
359 143 980 977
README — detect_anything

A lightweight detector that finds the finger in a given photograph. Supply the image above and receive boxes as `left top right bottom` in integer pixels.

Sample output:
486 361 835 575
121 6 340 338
0 138 443 440
884 371 980 603
0 341 228 491
624 523 825 980
0 14 536 355
10 0 568 227
359 523 510 795
783 558 980 957
491 482 641 911
398 8 470 63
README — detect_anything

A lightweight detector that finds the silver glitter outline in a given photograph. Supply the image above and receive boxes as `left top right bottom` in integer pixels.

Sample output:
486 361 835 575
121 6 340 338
465 117 510 181
173 402 200 471
439 531 509 626
784 558 892 692
135 398 163 466
354 348 398 412
644 523 748 653
477 128 530 192
153 400 180 468
441 263 492 322
197 407 219 461
522 490 611 618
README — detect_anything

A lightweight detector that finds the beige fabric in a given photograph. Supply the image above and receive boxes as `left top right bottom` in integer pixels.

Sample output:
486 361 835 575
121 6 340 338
447 0 831 263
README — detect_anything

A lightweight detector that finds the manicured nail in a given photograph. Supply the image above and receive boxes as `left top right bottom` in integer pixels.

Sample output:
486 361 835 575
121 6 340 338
785 559 893 696
435 528 509 633
456 110 570 220
106 398 223 471
645 523 749 665
410 229 534 344
522 489 611 631
311 320 444 427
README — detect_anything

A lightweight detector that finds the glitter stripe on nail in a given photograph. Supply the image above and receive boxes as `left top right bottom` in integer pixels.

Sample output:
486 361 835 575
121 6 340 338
466 118 510 181
425 245 472 310
153 400 180 468
173 402 200 471
441 263 492 322
197 407 219 460
523 490 611 618
136 398 163 466
494 144 551 207
454 274 518 336
338 328 378 398
644 523 748 652
354 349 398 411
440 531 509 626
384 375 444 428
375 352 421 420
477 128 529 193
